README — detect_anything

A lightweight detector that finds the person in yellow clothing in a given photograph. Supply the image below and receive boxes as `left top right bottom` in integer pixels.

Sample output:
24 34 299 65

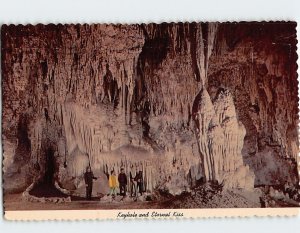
108 170 118 196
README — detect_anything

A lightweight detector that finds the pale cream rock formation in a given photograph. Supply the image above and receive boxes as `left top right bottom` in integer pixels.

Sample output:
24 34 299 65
193 88 255 190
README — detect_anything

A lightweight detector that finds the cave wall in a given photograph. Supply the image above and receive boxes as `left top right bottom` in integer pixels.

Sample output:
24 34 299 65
207 22 299 185
2 24 146 193
2 22 298 194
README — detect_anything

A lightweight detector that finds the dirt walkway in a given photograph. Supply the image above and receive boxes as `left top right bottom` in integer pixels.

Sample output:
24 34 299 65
4 189 298 211
4 193 164 211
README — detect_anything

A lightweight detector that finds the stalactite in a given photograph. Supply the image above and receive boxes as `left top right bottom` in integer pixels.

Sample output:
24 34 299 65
59 100 201 193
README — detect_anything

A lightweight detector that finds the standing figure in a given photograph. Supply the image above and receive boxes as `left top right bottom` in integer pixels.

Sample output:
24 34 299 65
118 168 127 196
84 167 97 200
108 170 118 197
130 171 136 197
135 170 144 196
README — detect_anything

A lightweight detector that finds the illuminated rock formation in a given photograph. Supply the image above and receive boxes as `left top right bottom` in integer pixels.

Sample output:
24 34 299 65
193 88 254 189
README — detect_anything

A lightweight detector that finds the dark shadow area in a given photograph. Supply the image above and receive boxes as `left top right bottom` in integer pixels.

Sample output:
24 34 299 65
29 147 67 198
44 147 55 184
29 183 68 198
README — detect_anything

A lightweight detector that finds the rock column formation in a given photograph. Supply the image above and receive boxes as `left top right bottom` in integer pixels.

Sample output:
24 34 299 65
193 89 254 189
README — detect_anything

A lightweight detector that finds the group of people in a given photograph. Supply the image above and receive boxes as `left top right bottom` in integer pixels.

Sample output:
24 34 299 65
84 167 145 200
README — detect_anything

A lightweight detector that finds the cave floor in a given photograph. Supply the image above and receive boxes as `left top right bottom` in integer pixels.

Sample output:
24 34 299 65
4 193 163 211
4 189 298 211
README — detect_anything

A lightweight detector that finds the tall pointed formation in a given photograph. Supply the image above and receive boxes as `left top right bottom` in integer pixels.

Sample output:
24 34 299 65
193 88 254 189
189 22 254 189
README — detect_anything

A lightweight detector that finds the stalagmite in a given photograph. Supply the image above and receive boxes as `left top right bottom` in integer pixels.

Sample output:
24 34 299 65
193 88 255 189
